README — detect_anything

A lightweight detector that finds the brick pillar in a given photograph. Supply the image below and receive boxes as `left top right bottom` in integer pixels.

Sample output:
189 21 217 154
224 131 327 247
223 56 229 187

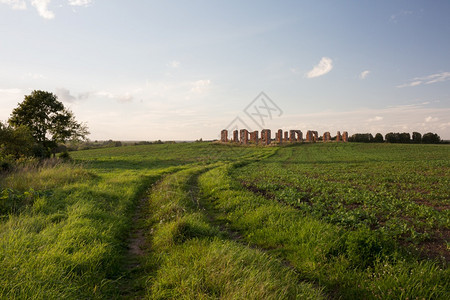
342 131 349 142
263 129 271 145
220 129 228 142
323 132 331 142
283 131 288 142
240 129 249 144
296 130 303 142
306 130 312 142
336 131 341 142
289 130 296 142
233 130 239 143
313 131 318 142
250 131 259 144
277 129 283 144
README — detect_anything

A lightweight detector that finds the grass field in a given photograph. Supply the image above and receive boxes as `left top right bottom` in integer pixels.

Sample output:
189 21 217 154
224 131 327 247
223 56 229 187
0 142 448 299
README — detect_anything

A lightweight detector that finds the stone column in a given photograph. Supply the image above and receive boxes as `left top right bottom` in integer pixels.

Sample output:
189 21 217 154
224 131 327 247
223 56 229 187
263 129 271 145
306 130 312 142
296 130 303 142
220 129 228 142
289 130 296 143
336 131 341 142
240 129 249 144
277 129 283 144
250 131 259 144
342 131 349 142
233 130 239 143
313 131 318 142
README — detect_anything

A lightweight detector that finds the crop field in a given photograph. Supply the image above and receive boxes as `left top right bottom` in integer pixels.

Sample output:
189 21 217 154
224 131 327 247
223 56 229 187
0 142 448 299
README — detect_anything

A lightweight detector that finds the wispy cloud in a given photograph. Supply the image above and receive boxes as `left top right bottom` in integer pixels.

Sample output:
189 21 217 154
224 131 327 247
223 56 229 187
55 88 77 103
397 72 450 88
68 0 92 7
1 0 93 19
0 0 26 9
306 57 333 78
390 10 413 23
31 0 54 19
368 116 383 122
360 70 370 79
425 116 439 123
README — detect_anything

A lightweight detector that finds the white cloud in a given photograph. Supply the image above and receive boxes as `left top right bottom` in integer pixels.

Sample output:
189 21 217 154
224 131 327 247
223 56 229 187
0 0 26 9
68 0 92 7
55 88 76 103
306 57 333 78
397 72 450 88
1 0 93 19
31 0 54 19
425 116 439 123
368 116 383 122
360 70 370 79
168 60 180 68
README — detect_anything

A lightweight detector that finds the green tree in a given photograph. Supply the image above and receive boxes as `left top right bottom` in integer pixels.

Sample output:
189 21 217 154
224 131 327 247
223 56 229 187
8 90 89 157
412 132 422 143
373 133 384 143
0 122 36 158
422 132 441 144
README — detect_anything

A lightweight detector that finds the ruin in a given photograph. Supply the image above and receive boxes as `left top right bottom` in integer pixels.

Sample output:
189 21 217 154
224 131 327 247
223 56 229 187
342 131 349 142
233 130 239 142
240 129 249 144
250 130 259 144
323 132 331 142
277 129 283 144
261 129 271 145
219 128 347 145
220 129 228 143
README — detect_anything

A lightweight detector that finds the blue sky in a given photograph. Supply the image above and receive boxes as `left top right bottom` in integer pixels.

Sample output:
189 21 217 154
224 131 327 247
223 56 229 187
1 0 449 140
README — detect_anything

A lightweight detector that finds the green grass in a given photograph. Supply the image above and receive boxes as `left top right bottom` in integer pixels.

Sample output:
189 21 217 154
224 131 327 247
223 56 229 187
0 142 448 299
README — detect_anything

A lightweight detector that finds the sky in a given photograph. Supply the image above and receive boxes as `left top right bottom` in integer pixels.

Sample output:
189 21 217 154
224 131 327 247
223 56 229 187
1 0 449 141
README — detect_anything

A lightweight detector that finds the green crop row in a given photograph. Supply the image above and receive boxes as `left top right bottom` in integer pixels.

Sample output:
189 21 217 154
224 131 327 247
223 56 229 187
199 163 449 299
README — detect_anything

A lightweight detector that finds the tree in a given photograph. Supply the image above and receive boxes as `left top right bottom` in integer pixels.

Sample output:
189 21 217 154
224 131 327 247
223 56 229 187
373 133 384 143
422 132 441 144
412 132 422 143
8 90 89 157
350 133 373 143
0 122 35 158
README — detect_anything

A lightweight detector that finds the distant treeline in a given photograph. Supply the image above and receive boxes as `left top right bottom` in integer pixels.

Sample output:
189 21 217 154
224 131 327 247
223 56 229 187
64 139 174 151
349 132 443 144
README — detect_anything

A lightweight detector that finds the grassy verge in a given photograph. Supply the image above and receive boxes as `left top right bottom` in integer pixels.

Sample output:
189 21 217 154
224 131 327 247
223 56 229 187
142 166 325 299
